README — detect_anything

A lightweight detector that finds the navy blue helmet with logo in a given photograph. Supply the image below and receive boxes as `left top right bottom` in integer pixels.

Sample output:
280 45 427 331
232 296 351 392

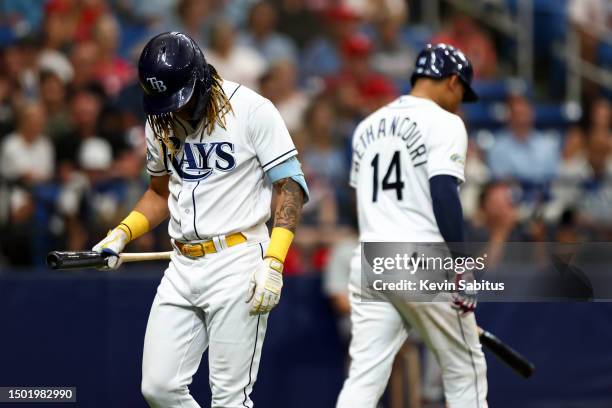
410 43 478 102
138 32 211 115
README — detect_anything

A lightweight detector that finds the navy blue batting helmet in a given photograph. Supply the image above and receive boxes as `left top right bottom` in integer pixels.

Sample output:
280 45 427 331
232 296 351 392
138 32 211 115
410 43 478 102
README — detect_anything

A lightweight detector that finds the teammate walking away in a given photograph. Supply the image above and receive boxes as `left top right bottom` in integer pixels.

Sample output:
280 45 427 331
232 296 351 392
336 44 487 408
92 32 308 408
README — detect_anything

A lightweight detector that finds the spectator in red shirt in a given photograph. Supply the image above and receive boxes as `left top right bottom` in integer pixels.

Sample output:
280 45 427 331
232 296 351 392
45 0 107 43
325 33 397 118
301 4 362 80
92 15 135 97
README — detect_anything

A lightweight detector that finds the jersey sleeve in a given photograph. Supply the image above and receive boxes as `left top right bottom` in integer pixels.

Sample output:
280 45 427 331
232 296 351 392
145 122 168 176
248 100 297 171
425 114 468 183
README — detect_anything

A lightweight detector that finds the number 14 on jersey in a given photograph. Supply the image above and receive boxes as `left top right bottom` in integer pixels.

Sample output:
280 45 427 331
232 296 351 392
371 151 405 202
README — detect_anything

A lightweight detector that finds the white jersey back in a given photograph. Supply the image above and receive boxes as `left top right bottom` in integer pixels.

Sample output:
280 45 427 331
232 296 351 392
145 80 297 241
350 95 468 242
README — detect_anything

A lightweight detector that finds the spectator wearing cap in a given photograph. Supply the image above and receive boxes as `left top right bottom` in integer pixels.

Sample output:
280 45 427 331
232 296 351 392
238 1 298 64
301 4 361 81
360 76 397 113
325 33 397 119
487 94 560 184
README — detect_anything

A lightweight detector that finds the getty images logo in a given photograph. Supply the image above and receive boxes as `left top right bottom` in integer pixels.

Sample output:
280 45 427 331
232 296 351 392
147 77 167 93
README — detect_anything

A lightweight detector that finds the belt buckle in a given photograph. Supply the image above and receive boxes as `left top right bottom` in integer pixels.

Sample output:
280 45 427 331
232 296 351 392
188 243 206 258
178 242 206 259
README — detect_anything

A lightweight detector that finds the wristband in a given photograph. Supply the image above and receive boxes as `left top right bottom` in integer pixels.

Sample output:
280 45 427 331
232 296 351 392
116 211 150 242
265 227 294 263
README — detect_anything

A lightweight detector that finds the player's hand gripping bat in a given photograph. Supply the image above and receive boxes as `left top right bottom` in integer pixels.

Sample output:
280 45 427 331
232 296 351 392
46 251 172 270
478 326 535 378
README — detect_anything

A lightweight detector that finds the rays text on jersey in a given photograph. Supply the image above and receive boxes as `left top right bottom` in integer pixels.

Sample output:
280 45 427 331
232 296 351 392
169 141 236 181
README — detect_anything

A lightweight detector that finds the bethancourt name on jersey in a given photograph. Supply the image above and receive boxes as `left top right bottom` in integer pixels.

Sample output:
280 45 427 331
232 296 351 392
352 115 426 168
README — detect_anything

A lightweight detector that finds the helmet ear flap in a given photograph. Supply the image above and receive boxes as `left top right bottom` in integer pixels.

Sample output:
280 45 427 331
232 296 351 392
187 62 215 122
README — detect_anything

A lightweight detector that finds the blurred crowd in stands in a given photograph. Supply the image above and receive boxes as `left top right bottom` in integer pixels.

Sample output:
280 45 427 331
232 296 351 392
0 0 610 268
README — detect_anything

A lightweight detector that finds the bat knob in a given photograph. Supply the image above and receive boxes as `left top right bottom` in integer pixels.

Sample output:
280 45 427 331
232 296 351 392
46 251 62 269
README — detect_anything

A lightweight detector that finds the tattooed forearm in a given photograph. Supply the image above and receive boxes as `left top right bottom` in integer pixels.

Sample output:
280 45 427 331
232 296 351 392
273 178 305 233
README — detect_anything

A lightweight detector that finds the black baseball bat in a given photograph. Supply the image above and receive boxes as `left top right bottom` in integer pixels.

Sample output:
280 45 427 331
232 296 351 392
478 327 535 378
46 250 173 270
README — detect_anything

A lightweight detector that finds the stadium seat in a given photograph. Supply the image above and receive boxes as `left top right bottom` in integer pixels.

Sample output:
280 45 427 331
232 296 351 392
472 79 533 102
463 102 506 130
533 102 581 128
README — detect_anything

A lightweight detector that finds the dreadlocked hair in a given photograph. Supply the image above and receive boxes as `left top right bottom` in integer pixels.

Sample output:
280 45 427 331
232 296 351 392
147 64 233 158
203 64 233 135
147 113 177 158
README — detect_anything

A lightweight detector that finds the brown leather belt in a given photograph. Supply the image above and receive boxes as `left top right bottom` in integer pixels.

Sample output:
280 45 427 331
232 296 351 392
175 232 247 258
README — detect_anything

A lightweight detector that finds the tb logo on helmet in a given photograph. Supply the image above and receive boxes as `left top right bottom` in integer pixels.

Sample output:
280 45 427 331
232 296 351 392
147 77 167 93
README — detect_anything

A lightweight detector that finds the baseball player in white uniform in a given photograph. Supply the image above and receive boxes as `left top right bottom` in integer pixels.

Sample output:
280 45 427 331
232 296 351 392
92 32 308 408
336 44 488 408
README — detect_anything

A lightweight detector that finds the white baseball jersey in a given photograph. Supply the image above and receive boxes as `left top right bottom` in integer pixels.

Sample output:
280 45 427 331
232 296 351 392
350 95 468 242
340 95 487 408
145 80 297 242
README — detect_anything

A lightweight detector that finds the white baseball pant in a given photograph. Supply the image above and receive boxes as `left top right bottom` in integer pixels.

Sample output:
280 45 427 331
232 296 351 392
336 251 488 408
141 239 269 408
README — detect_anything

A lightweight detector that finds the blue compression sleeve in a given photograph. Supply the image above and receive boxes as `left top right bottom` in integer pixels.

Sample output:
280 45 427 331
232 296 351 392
430 175 465 243
266 156 310 203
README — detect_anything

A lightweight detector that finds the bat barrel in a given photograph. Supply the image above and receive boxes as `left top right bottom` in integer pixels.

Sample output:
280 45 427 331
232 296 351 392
46 251 107 270
480 329 535 378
